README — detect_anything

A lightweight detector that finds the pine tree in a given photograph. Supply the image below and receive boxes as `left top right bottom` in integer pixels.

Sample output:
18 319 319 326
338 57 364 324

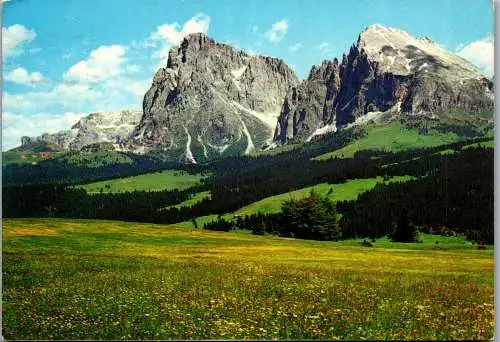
391 208 418 242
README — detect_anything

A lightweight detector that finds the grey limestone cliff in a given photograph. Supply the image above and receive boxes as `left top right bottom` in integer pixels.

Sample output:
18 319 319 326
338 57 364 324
129 33 299 162
274 24 494 144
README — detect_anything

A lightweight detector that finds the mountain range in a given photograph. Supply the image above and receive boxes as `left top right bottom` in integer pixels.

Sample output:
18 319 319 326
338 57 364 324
16 24 494 163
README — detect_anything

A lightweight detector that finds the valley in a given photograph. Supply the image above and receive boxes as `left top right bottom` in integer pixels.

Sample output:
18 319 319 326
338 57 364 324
2 14 495 341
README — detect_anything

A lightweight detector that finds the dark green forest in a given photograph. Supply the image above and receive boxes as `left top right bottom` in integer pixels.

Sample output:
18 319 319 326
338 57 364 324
3 131 494 243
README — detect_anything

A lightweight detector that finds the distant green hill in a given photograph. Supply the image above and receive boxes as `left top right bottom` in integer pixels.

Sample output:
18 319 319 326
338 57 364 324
76 170 206 194
313 123 460 161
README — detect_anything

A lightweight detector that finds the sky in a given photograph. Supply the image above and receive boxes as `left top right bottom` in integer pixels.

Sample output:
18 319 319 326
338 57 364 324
1 0 494 150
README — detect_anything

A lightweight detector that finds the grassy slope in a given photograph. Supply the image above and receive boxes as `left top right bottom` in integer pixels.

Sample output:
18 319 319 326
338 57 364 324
164 191 211 210
3 151 64 166
3 218 493 340
61 151 135 168
234 176 413 216
314 123 458 161
77 170 204 193
462 140 494 149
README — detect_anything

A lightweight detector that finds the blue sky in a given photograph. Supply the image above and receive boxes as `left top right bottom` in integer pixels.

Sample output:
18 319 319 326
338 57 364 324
1 0 494 150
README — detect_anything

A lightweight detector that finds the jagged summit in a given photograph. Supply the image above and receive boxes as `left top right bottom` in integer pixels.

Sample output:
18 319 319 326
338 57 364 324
130 32 299 161
11 27 494 157
357 24 483 78
17 110 142 152
274 24 493 144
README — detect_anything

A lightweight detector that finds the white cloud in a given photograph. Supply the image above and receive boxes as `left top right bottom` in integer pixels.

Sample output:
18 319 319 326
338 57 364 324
289 43 302 52
3 83 101 113
456 36 494 77
2 27 158 148
2 24 36 58
5 67 47 86
3 40 151 119
2 112 87 150
317 42 332 53
182 13 211 38
243 48 259 56
63 45 128 83
126 64 142 73
54 83 103 101
148 13 211 67
102 78 151 97
265 19 288 43
151 46 171 65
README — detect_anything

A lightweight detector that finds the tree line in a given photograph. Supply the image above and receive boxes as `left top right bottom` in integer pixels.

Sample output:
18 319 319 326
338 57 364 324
2 134 493 243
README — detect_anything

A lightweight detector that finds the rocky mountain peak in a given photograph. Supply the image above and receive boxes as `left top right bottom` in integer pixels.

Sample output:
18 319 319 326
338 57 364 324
273 59 341 144
130 33 299 161
13 27 493 157
274 24 494 144
356 24 483 78
18 110 142 152
308 59 339 81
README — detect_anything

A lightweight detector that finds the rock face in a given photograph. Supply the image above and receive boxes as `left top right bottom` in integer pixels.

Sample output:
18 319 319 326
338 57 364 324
275 24 494 143
19 110 142 151
129 33 299 162
13 26 495 156
274 60 341 144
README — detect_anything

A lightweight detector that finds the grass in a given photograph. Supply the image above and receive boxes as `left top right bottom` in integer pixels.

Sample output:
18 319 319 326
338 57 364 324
2 218 493 340
2 151 64 165
430 139 493 156
174 214 235 229
61 151 135 168
164 191 211 210
436 149 456 155
76 170 205 194
234 176 413 216
313 123 459 161
462 140 494 150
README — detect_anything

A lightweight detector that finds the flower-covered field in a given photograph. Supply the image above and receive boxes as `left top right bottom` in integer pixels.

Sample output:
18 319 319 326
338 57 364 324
2 218 494 340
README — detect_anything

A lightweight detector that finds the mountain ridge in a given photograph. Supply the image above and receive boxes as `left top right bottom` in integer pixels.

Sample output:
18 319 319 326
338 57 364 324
13 25 494 159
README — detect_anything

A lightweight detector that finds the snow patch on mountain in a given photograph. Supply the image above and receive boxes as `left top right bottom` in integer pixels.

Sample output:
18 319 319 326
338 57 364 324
183 125 197 164
230 101 278 129
197 135 209 158
306 124 337 142
359 24 484 78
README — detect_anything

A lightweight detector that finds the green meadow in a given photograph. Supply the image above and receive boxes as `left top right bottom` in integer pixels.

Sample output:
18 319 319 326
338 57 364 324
314 124 459 160
461 140 494 150
2 218 494 340
2 151 63 166
165 191 212 210
77 170 204 193
234 176 413 216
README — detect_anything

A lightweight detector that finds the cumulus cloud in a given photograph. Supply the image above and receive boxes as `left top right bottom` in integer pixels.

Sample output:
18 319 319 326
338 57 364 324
4 39 151 119
147 13 211 67
265 19 288 43
63 45 128 83
5 67 47 86
2 27 155 148
102 78 151 97
2 112 87 150
2 76 148 148
289 43 302 52
2 24 36 58
3 83 102 112
317 42 332 53
456 36 494 77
